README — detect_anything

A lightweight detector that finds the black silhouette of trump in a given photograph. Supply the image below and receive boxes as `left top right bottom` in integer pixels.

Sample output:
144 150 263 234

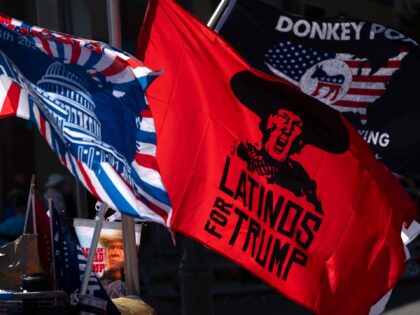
230 71 350 215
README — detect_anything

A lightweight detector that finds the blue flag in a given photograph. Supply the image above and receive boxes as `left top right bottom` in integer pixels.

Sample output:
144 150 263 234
0 14 171 225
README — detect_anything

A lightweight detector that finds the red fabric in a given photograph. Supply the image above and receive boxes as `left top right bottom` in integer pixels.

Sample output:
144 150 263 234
0 81 20 118
136 0 417 314
26 189 53 274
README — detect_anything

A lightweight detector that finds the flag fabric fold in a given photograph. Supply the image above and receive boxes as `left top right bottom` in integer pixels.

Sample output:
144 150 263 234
0 14 171 224
218 0 420 179
137 0 417 314
49 201 120 315
25 188 53 274
25 189 119 314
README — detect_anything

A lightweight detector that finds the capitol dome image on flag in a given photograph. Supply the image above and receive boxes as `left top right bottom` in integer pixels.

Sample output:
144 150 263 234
37 62 102 140
32 62 130 177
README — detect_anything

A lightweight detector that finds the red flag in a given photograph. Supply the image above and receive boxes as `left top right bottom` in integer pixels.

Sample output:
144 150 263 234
137 0 417 314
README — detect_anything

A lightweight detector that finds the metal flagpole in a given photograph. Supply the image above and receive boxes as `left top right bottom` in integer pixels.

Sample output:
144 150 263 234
106 0 121 48
31 183 37 235
23 174 35 233
106 0 141 296
47 189 57 291
80 202 108 295
207 0 237 32
121 215 140 295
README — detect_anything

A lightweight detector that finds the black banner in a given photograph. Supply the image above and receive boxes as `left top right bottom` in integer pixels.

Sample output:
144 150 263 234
219 0 420 179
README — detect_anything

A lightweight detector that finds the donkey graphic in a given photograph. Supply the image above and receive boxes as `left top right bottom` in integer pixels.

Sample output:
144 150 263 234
310 65 345 102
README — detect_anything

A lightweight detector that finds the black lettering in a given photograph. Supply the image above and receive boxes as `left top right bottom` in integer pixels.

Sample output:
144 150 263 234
263 190 273 225
255 230 273 268
229 208 249 246
268 238 290 277
204 198 234 240
296 212 322 249
210 209 227 226
257 185 266 219
277 200 303 238
219 156 234 197
204 220 222 238
283 247 307 281
213 197 233 215
247 175 259 212
264 192 284 229
234 171 247 208
242 218 261 257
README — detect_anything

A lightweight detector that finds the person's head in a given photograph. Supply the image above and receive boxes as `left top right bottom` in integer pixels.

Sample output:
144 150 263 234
262 109 303 162
44 173 67 190
105 240 124 271
230 70 350 159
6 188 27 216
100 232 124 279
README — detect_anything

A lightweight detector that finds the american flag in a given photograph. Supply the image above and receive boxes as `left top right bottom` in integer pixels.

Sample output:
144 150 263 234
50 204 120 314
265 41 407 123
0 14 172 226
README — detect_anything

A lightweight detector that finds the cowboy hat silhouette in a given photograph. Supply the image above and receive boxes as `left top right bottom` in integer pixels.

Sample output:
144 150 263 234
99 230 123 248
230 71 349 154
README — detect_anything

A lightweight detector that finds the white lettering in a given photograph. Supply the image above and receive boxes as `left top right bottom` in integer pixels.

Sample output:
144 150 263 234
379 133 390 147
310 22 327 39
385 28 404 40
274 17 411 44
358 130 390 147
340 22 351 40
367 131 379 145
0 29 14 42
350 22 364 40
369 23 385 39
293 19 311 37
276 16 293 33
326 23 340 40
